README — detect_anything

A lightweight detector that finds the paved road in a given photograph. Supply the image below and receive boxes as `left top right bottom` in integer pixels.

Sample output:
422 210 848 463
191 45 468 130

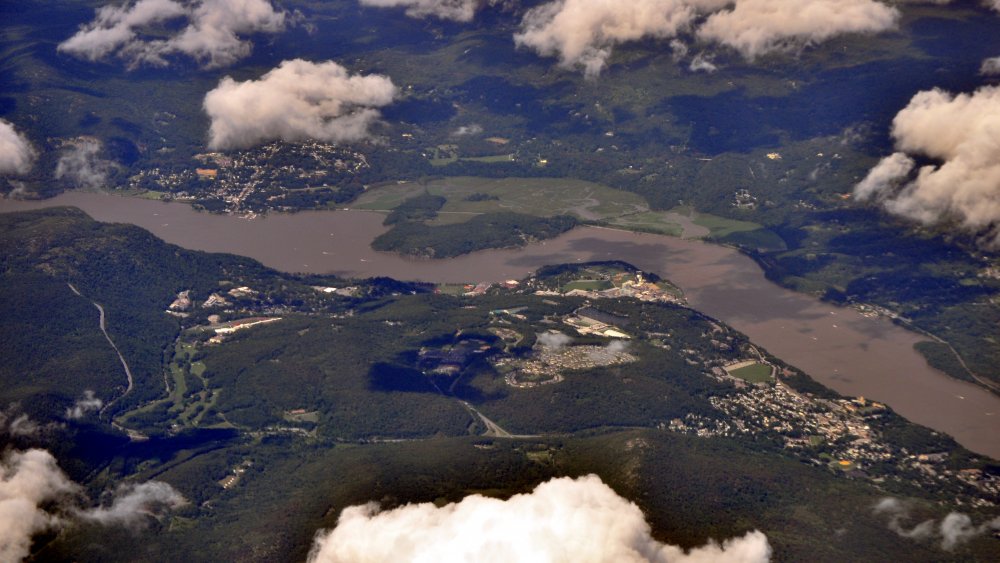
68 283 143 439
460 401 539 439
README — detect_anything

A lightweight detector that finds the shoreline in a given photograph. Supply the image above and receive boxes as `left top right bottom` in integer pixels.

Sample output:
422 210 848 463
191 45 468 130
2 190 998 459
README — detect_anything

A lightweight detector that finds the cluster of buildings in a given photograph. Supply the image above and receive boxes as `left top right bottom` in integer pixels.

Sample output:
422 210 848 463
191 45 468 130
852 302 904 321
163 284 318 345
156 266 998 506
563 309 631 339
418 339 493 375
312 285 361 297
128 167 195 193
219 460 253 490
534 271 684 305
462 280 520 296
732 188 757 210
667 370 998 504
207 317 282 344
708 383 893 468
493 355 564 388
494 342 636 388
211 317 281 336
127 141 369 214
167 286 260 317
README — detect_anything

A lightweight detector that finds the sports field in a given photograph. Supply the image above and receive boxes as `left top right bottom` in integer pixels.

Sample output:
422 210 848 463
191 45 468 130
726 361 774 383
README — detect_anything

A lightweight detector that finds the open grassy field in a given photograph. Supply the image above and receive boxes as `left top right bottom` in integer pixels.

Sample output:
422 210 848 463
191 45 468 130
118 340 220 429
425 212 487 226
462 154 516 163
605 206 763 240
562 279 613 292
727 361 774 383
353 177 648 222
128 189 172 201
691 212 764 238
435 283 473 296
604 211 686 237
425 145 515 167
356 178 773 247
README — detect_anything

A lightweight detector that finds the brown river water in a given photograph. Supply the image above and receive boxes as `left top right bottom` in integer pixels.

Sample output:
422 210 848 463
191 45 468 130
3 191 998 459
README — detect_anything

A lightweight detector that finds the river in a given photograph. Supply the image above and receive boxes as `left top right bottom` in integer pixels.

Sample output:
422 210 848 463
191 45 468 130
3 191 998 459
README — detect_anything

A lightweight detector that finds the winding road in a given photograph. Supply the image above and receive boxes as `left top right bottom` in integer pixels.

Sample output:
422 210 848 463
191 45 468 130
66 283 135 418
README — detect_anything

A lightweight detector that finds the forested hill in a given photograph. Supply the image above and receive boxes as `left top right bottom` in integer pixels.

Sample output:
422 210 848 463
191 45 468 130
0 207 348 413
3 207 999 562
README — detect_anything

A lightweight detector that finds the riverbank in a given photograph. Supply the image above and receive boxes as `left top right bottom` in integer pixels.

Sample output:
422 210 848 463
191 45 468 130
2 191 998 459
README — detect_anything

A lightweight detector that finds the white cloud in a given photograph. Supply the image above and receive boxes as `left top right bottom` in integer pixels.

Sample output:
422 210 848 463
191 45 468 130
360 0 480 22
7 415 44 438
514 0 729 78
81 482 187 528
451 123 483 137
163 0 289 68
0 449 78 563
55 138 117 189
854 152 914 201
938 513 1000 551
669 38 689 61
537 330 573 349
0 448 187 562
874 497 1000 551
65 390 103 420
0 407 63 438
588 340 631 361
0 120 36 176
59 0 289 69
696 0 899 60
514 0 899 75
308 474 771 563
606 339 630 353
203 59 398 150
873 498 936 540
57 0 187 62
359 0 522 21
981 56 1000 76
854 85 1000 247
689 52 717 73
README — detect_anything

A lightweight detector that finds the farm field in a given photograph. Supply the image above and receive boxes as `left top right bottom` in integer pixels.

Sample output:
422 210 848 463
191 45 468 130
691 212 764 238
354 178 768 244
353 177 649 222
604 211 686 237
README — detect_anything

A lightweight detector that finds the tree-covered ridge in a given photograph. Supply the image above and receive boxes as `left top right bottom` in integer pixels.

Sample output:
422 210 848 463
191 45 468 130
0 207 376 414
373 210 578 258
2 208 998 562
